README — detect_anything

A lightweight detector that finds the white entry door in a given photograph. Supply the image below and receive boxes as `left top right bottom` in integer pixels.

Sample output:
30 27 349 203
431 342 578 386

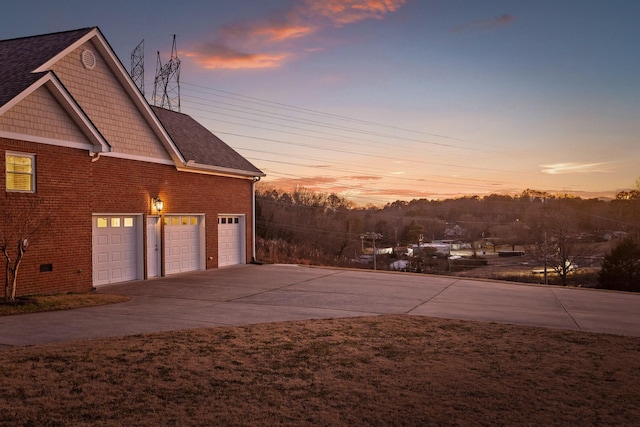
164 215 201 274
92 215 139 286
146 216 160 278
218 215 245 267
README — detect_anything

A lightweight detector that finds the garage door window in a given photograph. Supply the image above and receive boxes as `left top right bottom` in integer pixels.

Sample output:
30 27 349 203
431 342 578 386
164 216 198 226
219 217 240 224
96 217 134 228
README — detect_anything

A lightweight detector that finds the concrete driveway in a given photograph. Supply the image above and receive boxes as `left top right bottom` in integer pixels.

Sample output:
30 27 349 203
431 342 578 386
1 264 639 347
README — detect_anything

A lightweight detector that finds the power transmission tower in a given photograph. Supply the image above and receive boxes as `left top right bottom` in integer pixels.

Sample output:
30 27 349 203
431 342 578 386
130 39 145 97
152 35 181 112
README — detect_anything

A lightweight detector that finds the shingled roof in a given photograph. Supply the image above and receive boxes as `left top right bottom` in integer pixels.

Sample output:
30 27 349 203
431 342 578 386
152 106 263 177
1 27 264 178
0 28 94 107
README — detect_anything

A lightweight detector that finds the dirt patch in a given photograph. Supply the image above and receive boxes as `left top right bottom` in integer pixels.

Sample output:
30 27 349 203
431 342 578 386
0 315 638 426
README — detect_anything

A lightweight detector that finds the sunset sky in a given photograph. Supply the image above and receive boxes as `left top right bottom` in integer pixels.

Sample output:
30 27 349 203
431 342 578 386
3 0 639 205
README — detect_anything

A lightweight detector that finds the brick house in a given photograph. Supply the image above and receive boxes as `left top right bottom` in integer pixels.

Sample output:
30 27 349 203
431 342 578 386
0 27 264 296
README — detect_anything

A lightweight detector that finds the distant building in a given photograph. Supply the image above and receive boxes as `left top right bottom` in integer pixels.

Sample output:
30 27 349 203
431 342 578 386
444 224 465 237
411 243 451 256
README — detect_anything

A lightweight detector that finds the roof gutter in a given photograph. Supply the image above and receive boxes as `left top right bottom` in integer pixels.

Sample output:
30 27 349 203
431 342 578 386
178 161 265 179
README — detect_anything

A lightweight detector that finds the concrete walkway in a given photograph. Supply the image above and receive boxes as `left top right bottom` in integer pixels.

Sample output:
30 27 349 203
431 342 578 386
1 264 639 347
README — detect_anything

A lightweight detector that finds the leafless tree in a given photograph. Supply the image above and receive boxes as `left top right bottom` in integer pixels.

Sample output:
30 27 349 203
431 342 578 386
525 201 595 286
0 195 50 301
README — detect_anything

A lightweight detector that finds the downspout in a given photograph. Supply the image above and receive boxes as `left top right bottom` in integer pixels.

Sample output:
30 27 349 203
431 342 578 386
251 176 260 263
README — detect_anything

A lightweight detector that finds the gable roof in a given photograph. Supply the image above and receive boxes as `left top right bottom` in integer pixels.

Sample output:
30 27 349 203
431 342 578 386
152 106 264 178
0 28 93 107
0 28 111 152
1 27 264 179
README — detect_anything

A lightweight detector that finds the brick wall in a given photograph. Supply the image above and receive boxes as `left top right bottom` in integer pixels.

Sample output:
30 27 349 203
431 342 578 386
1 138 92 296
91 155 254 272
1 138 255 297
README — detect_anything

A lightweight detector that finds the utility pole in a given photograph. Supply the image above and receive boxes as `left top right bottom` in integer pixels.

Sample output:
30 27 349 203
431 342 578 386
543 230 548 285
542 197 548 285
360 232 383 270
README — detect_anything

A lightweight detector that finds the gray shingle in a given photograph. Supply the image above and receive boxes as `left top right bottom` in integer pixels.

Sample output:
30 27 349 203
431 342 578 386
0 28 94 106
152 106 263 176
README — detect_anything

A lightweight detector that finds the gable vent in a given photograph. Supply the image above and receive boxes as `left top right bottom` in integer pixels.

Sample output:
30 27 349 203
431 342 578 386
81 49 96 70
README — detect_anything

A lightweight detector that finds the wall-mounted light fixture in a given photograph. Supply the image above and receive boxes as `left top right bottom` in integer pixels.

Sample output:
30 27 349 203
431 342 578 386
152 197 164 213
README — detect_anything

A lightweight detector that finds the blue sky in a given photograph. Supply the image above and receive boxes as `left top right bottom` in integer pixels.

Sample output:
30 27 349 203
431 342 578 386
3 0 639 205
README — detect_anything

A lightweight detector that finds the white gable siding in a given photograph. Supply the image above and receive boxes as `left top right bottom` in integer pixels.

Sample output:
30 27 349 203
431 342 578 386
50 40 171 161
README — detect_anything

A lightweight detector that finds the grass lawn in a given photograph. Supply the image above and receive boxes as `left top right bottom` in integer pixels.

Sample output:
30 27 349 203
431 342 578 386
0 293 130 316
0 315 638 426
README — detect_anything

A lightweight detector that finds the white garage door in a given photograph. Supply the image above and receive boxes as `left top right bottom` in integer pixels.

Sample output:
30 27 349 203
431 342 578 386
165 215 200 274
218 215 245 267
93 216 139 286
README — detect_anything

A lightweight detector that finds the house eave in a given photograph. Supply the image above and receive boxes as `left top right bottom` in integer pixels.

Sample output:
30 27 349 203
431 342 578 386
178 161 266 180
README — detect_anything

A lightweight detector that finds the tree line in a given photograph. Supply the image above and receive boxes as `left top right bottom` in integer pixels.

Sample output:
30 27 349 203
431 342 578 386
255 185 640 291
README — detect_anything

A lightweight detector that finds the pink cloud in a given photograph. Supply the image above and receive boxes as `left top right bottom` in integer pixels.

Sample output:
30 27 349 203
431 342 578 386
183 43 289 69
254 24 316 41
303 0 407 26
263 174 381 193
347 175 383 181
184 0 407 70
220 19 316 43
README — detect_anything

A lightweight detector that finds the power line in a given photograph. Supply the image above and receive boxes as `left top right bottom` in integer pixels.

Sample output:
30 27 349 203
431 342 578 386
210 130 521 174
185 107 524 177
181 81 519 151
183 93 480 152
144 78 610 204
238 146 505 186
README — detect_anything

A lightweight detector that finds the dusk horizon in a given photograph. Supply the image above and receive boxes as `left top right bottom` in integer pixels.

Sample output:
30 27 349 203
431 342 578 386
3 0 638 206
